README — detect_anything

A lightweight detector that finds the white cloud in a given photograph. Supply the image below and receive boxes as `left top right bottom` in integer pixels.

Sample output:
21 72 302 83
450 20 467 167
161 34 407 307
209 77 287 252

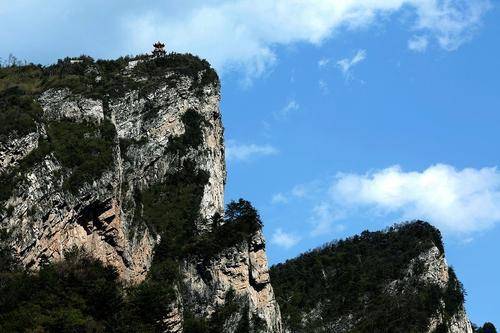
275 99 300 119
408 35 429 52
330 164 500 233
310 202 346 236
271 228 300 249
272 193 289 204
125 0 490 80
337 49 367 78
291 184 309 198
225 141 278 162
318 57 331 68
319 79 329 94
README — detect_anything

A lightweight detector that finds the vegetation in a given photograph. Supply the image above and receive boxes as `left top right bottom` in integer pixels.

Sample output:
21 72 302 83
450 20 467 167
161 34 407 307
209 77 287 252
187 199 263 259
270 221 466 333
0 117 116 207
0 86 42 142
0 194 263 332
0 138 51 208
47 119 116 192
167 109 207 154
121 103 262 329
0 52 250 331
0 244 182 332
474 323 498 333
0 53 218 103
0 51 217 204
132 53 218 97
183 289 249 333
0 247 123 332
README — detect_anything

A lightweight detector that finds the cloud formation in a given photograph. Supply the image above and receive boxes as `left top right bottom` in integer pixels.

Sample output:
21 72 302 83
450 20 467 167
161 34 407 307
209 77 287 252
331 164 500 233
310 202 346 236
225 141 278 162
336 49 367 78
271 193 289 204
126 0 490 79
319 79 329 94
271 228 300 249
318 58 331 68
408 35 429 52
275 99 300 119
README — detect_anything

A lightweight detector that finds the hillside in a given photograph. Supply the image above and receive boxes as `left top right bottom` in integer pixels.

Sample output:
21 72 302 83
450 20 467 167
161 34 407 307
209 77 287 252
0 53 490 333
270 221 472 333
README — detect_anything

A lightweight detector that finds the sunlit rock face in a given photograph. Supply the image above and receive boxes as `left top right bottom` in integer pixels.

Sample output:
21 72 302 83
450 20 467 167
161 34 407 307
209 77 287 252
0 55 282 332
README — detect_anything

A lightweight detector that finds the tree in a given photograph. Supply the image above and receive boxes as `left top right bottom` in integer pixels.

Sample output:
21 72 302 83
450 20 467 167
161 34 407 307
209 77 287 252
477 322 497 333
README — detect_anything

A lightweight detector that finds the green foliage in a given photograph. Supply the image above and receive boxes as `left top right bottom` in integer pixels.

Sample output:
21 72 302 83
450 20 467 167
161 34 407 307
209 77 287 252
187 199 263 259
0 64 44 94
0 52 216 205
47 119 116 192
137 160 209 261
0 230 20 272
118 137 147 161
476 322 498 333
116 279 176 332
131 160 262 330
444 266 466 315
132 52 219 97
0 118 115 211
0 53 239 332
0 245 182 333
0 53 217 102
0 86 42 141
270 221 463 333
0 247 123 332
167 109 206 154
0 138 51 206
184 289 252 333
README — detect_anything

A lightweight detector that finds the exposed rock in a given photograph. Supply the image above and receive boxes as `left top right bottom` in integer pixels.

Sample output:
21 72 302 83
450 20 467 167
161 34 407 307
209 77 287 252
0 56 281 332
0 131 39 173
271 222 474 333
183 229 282 332
396 246 473 333
39 88 104 123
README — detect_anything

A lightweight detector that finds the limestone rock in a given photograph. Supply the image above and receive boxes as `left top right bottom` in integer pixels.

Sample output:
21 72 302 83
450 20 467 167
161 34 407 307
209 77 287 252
0 56 281 332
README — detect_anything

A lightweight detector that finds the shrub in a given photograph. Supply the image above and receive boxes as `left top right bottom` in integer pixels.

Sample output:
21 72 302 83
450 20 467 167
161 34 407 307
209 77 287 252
0 247 123 332
47 119 116 193
476 323 498 333
0 86 42 141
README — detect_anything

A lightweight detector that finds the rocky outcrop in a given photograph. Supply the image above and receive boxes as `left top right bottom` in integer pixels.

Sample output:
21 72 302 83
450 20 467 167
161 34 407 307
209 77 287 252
0 55 281 332
270 221 473 333
183 229 282 332
392 245 473 333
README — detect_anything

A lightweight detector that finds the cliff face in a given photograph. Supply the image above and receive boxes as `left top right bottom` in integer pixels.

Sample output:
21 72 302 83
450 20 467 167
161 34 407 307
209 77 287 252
0 55 478 333
0 55 281 332
270 222 473 333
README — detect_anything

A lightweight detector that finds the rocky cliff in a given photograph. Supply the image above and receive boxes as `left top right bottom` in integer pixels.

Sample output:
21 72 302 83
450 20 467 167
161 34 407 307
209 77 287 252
270 221 473 333
0 54 281 332
0 54 480 333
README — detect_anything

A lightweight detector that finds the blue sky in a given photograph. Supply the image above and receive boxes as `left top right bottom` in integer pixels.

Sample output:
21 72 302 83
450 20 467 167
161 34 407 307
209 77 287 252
1 0 499 327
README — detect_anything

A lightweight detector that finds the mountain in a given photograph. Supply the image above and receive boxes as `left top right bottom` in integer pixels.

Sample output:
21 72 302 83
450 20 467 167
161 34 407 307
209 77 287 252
270 221 472 333
0 53 489 333
0 54 281 332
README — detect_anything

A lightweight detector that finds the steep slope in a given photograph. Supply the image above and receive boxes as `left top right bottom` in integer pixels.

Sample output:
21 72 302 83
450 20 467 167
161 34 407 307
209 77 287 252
0 55 281 332
270 221 472 333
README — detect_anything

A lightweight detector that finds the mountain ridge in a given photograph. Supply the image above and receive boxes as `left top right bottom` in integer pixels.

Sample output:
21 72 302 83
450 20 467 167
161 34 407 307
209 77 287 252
0 53 281 332
270 221 472 333
0 53 491 333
